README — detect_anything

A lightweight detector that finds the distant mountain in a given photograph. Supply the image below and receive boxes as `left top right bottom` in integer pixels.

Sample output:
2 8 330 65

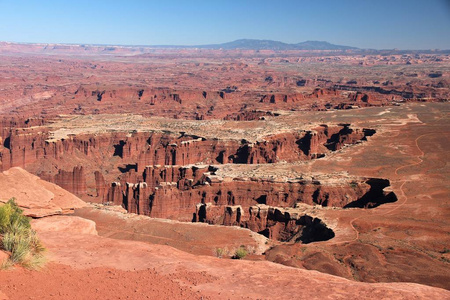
195 39 358 50
295 41 357 50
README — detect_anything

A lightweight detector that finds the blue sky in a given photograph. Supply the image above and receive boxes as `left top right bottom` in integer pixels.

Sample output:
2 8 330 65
0 0 449 49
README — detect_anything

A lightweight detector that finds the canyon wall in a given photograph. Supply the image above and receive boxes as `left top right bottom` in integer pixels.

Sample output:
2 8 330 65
0 117 391 234
0 118 374 173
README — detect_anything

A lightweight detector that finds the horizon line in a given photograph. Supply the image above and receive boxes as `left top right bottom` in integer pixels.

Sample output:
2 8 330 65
0 39 448 52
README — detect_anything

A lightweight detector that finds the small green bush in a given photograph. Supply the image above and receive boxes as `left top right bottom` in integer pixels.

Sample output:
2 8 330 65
0 198 45 269
232 246 248 259
0 198 30 234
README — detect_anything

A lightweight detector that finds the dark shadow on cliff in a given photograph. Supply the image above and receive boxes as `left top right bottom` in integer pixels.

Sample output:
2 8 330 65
296 217 335 244
118 164 137 173
344 178 398 209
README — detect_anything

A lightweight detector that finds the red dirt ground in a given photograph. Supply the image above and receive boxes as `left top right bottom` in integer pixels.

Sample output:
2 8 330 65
1 215 448 300
0 264 205 300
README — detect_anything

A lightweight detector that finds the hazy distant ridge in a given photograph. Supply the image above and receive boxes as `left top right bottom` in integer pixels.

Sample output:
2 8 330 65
196 39 358 50
0 39 361 52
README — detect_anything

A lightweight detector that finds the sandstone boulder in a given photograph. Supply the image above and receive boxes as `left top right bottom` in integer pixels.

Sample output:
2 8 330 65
0 167 87 217
32 216 97 236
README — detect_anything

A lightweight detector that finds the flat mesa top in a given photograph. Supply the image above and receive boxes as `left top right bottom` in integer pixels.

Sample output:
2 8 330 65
45 112 308 142
42 103 434 142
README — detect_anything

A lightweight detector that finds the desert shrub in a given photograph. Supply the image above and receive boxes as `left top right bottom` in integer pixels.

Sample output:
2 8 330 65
214 247 231 258
0 198 45 268
232 246 248 259
0 198 30 234
215 247 225 258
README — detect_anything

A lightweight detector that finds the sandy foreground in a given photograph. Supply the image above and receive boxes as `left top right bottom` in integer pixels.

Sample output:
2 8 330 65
0 214 448 300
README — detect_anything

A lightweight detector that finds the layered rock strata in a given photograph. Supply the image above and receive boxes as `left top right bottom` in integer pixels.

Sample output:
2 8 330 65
0 115 395 242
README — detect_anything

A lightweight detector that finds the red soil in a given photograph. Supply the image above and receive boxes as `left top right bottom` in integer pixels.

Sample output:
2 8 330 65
0 264 205 300
1 215 447 300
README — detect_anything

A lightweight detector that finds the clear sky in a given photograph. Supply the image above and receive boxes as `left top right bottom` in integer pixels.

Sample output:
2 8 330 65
0 0 449 49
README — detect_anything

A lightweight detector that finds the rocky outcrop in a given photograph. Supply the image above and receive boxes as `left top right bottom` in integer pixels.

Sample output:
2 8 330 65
106 165 396 223
0 118 376 198
0 116 381 226
0 127 125 172
94 171 107 199
223 110 280 121
245 206 335 243
0 119 373 170
74 86 239 106
31 215 98 235
230 125 375 163
0 167 87 217
223 203 337 243
259 93 305 103
133 134 240 171
40 166 87 196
